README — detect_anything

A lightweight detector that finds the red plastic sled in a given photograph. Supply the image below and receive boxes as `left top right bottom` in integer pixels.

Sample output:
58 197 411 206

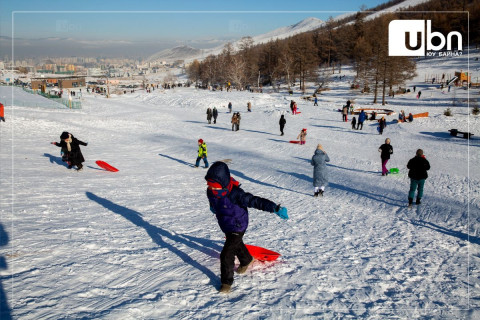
289 140 301 144
96 160 119 172
245 244 281 261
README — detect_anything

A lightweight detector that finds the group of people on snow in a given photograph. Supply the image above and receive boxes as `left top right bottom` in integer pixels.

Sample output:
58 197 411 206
206 107 218 124
231 112 241 131
50 88 432 294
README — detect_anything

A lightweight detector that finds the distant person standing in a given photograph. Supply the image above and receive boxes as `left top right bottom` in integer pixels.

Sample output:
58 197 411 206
0 102 5 122
228 102 232 113
357 110 366 130
311 144 330 197
247 101 252 112
407 149 430 207
417 90 422 99
378 116 387 135
279 114 286 136
313 96 318 106
207 107 213 124
413 85 416 92
342 101 350 122
378 138 393 176
212 107 218 124
351 116 357 130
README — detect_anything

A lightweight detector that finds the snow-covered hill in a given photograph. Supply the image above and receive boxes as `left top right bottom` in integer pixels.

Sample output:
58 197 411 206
146 45 202 63
0 47 479 319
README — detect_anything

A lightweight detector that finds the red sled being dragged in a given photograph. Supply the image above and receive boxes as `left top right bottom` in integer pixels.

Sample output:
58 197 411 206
289 141 301 144
96 160 119 172
245 244 281 261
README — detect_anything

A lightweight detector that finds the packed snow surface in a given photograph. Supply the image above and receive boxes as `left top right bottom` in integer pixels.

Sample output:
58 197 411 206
0 51 479 319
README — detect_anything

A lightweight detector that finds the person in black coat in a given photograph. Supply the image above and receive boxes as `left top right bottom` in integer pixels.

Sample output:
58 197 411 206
212 107 218 124
378 138 393 176
378 116 386 135
407 149 430 206
279 115 286 136
51 132 88 171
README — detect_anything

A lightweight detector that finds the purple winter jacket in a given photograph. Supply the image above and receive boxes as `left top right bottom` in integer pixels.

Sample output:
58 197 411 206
205 162 277 233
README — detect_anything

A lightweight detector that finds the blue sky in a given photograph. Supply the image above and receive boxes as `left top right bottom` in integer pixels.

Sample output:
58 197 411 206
0 0 387 58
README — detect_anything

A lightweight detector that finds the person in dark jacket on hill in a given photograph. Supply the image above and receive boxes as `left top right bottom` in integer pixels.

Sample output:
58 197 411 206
357 110 366 130
378 138 393 176
407 149 430 206
212 107 218 124
205 162 288 293
51 131 88 171
279 114 286 136
378 116 387 135
206 108 213 124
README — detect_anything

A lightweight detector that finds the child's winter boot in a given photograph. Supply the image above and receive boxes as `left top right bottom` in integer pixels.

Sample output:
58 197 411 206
237 258 255 274
219 284 231 293
416 198 421 205
408 197 413 207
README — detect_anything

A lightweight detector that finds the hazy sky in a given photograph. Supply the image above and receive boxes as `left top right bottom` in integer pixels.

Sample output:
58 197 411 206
0 0 386 59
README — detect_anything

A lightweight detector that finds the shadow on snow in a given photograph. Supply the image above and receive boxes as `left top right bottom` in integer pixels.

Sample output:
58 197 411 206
0 223 12 320
44 153 69 168
278 170 403 206
86 192 221 289
406 219 480 245
158 153 195 167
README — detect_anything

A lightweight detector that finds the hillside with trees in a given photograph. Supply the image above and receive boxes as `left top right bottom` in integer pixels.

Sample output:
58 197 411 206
187 0 478 105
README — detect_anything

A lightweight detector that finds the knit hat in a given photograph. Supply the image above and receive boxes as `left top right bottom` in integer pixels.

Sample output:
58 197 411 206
60 132 69 140
198 139 204 144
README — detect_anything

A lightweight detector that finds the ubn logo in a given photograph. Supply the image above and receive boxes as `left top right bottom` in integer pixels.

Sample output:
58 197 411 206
388 20 462 56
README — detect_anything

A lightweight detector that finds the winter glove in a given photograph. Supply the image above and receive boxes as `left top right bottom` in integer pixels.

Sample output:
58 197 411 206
51 142 56 145
274 205 289 220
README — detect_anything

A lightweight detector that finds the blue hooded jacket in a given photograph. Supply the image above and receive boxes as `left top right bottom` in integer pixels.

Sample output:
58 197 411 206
205 162 277 233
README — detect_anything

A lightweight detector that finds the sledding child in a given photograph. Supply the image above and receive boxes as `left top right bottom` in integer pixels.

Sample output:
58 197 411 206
51 131 88 171
351 116 357 130
311 144 330 197
205 161 288 293
378 138 393 176
195 139 209 168
297 128 307 145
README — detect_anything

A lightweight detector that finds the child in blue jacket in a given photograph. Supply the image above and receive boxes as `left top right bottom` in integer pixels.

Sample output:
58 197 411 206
205 161 288 293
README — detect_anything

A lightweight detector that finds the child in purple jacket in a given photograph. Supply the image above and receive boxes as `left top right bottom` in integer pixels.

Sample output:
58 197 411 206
205 161 288 293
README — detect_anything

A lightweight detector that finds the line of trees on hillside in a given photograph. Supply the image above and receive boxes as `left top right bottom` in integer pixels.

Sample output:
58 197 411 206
187 0 478 105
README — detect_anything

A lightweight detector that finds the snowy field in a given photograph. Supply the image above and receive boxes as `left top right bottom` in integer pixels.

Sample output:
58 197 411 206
1 51 479 319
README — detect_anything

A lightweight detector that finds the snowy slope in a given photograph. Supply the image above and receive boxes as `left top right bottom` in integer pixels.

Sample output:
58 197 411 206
146 45 202 63
192 17 324 61
0 49 479 319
